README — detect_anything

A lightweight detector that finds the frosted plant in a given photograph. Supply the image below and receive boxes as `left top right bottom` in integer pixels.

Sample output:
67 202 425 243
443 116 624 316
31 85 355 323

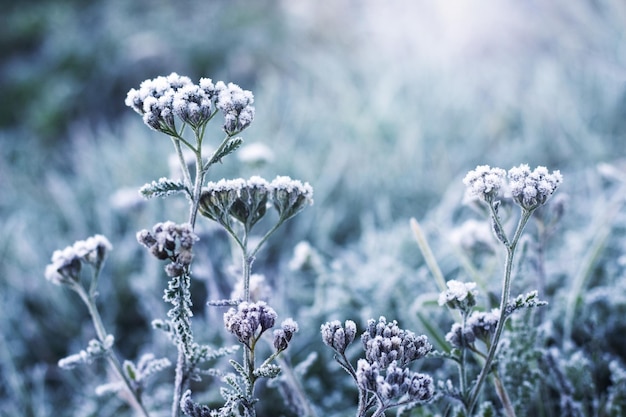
321 317 434 416
45 235 157 416
48 74 312 417
128 74 311 417
433 164 561 416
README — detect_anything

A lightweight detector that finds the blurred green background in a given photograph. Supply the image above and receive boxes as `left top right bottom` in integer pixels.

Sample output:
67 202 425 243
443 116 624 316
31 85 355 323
2 0 626 416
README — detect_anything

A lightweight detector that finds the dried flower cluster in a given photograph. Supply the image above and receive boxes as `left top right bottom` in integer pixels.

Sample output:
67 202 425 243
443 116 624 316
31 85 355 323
45 234 112 285
321 319 357 355
136 221 198 277
322 317 434 414
361 317 432 368
356 359 434 404
445 309 500 348
198 175 313 230
223 301 298 353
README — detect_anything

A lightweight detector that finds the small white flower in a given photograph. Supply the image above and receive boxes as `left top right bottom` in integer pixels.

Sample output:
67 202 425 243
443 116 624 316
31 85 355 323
508 164 562 210
463 165 507 202
438 280 478 309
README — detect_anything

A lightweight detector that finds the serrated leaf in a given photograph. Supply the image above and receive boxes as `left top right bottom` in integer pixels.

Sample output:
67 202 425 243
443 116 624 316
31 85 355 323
139 177 188 199
229 359 246 377
209 137 243 165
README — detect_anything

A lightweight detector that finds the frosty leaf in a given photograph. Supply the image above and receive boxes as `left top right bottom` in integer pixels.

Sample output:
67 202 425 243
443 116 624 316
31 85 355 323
139 177 189 199
209 137 243 165
95 381 125 396
229 359 246 377
192 344 239 364
58 337 113 369
207 298 241 307
506 290 548 316
253 363 281 379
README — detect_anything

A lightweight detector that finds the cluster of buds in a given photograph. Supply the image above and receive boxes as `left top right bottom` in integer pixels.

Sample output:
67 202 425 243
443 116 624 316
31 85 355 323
321 317 434 408
508 164 563 211
463 164 563 212
356 359 434 404
45 234 113 285
125 72 254 136
320 320 357 355
361 317 432 368
462 165 506 203
136 222 198 277
198 175 313 232
445 309 500 349
224 301 298 352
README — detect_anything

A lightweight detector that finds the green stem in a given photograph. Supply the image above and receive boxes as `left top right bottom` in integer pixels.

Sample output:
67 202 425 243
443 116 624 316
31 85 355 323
467 209 532 413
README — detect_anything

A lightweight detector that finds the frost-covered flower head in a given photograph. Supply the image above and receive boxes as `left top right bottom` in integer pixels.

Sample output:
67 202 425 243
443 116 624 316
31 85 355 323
321 319 358 354
355 359 434 405
136 222 197 277
361 317 432 368
445 308 499 348
438 280 478 312
125 73 193 133
223 301 277 347
215 81 255 135
199 176 314 229
466 308 499 343
172 84 214 128
270 176 314 221
508 164 563 211
126 73 255 136
463 165 507 203
45 234 113 285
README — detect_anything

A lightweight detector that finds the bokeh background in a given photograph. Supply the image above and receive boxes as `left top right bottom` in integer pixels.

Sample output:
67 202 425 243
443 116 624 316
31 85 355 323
3 1 626 416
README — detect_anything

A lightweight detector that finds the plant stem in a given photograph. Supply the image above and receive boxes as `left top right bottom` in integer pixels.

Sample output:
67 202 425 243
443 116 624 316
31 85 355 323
467 209 532 413
73 284 151 417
